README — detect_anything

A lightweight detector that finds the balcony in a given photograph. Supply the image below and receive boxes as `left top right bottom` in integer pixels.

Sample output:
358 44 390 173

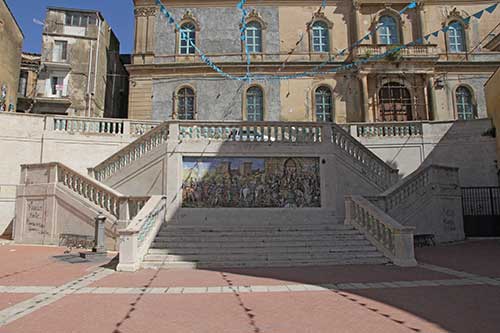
353 44 439 61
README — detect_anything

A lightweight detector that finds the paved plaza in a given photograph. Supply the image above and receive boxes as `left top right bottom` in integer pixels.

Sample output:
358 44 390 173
0 240 499 333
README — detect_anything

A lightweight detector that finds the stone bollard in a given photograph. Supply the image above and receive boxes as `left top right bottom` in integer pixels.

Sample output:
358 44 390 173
80 213 107 260
93 213 107 254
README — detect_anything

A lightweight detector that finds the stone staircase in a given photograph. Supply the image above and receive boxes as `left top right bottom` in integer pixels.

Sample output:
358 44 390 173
142 222 389 269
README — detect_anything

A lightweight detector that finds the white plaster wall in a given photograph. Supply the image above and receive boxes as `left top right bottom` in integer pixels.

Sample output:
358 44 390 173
0 113 135 233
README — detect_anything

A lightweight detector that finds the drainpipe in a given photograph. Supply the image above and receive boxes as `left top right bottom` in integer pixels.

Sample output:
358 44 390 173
91 14 102 117
86 40 94 117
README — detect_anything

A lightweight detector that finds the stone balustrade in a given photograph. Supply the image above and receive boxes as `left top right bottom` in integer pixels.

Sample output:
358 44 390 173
178 121 323 144
50 115 161 137
117 196 166 272
345 195 417 267
353 122 424 138
53 163 149 220
90 123 169 182
331 125 399 189
354 44 439 59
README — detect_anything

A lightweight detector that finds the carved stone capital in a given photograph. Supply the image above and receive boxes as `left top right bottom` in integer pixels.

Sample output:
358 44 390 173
134 6 158 17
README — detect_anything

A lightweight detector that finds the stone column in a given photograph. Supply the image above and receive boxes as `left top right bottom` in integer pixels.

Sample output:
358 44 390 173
353 1 362 43
359 74 372 122
426 75 437 120
417 2 427 42
93 213 107 253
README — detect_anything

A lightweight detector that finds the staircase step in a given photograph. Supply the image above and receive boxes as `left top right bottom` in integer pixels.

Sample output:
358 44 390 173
160 224 352 232
143 251 384 263
151 239 371 249
141 257 389 269
148 245 377 255
152 234 366 243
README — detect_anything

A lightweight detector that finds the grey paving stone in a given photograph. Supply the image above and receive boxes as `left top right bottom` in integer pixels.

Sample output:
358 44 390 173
73 287 97 294
267 285 290 292
166 287 184 294
237 286 252 293
286 285 307 292
147 288 169 294
249 286 268 293
112 288 138 294
303 284 327 291
206 287 223 293
91 288 118 294
221 286 237 293
182 287 208 294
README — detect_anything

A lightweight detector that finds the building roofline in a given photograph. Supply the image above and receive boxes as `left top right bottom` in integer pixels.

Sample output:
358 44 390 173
46 6 105 21
2 0 24 38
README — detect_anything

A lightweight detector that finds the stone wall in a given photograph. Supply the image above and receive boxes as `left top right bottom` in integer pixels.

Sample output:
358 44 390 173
0 0 23 113
485 68 500 173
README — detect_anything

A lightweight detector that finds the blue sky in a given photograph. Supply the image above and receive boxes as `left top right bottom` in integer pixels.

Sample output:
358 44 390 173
6 0 135 53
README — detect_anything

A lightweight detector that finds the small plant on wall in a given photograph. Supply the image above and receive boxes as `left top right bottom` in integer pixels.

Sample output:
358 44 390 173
385 45 402 62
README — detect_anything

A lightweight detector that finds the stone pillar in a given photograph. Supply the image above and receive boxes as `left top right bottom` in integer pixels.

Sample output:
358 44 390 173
426 75 437 120
93 213 107 253
359 74 372 122
352 1 362 43
417 2 427 42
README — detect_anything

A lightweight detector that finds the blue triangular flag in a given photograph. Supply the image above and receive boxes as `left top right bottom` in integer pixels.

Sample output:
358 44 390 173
415 38 423 44
363 34 370 41
424 34 431 41
442 26 450 33
432 31 439 37
463 17 471 25
473 10 484 19
408 1 417 9
485 3 498 14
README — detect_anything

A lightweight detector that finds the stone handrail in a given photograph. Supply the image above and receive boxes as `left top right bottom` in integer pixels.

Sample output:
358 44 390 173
331 124 399 189
374 164 456 211
117 196 166 272
47 163 149 220
90 123 169 182
353 122 424 138
57 163 124 217
177 121 323 144
345 195 417 267
50 115 161 136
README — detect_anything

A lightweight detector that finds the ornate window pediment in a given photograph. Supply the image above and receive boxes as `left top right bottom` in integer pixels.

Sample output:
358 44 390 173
307 10 333 30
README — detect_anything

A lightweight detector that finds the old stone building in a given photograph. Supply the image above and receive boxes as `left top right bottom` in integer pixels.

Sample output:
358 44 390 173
34 7 129 118
0 0 23 113
17 53 41 113
128 0 500 123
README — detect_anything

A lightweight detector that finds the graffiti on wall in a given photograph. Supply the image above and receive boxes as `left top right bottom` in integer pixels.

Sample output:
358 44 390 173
182 157 321 208
0 84 7 112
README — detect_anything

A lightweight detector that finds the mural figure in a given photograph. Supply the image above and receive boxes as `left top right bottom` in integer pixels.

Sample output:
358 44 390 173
182 157 321 208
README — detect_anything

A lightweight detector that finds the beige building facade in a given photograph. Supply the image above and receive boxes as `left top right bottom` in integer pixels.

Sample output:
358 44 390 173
34 7 129 118
0 0 23 113
128 0 500 124
17 53 41 113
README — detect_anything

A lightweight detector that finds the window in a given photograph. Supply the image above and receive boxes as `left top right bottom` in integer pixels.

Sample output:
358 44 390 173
448 21 466 53
53 41 68 62
48 76 65 97
312 21 329 52
455 86 475 120
379 16 399 45
65 13 96 27
176 87 195 120
245 21 262 53
315 86 333 122
179 23 196 55
378 82 412 121
246 86 264 121
18 71 28 96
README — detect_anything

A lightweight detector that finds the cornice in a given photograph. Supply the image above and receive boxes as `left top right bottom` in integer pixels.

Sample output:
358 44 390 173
135 0 498 7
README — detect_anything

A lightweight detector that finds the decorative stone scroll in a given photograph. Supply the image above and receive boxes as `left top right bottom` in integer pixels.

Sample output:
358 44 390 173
134 6 158 17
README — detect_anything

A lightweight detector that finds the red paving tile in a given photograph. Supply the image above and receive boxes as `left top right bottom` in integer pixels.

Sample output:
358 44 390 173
0 292 432 333
92 265 454 288
0 245 108 286
0 294 36 311
416 240 500 277
354 285 500 333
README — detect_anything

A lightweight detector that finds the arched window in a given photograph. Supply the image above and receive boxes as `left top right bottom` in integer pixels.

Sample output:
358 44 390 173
378 82 412 121
379 15 399 45
245 21 262 53
176 87 195 120
315 86 333 122
448 21 466 53
246 86 264 121
455 86 475 120
312 21 329 52
179 22 196 55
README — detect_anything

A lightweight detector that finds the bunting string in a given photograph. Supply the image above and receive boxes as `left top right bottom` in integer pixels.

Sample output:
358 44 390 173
155 0 498 83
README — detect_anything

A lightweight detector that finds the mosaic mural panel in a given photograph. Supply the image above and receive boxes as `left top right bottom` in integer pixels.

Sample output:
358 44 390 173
182 157 321 208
